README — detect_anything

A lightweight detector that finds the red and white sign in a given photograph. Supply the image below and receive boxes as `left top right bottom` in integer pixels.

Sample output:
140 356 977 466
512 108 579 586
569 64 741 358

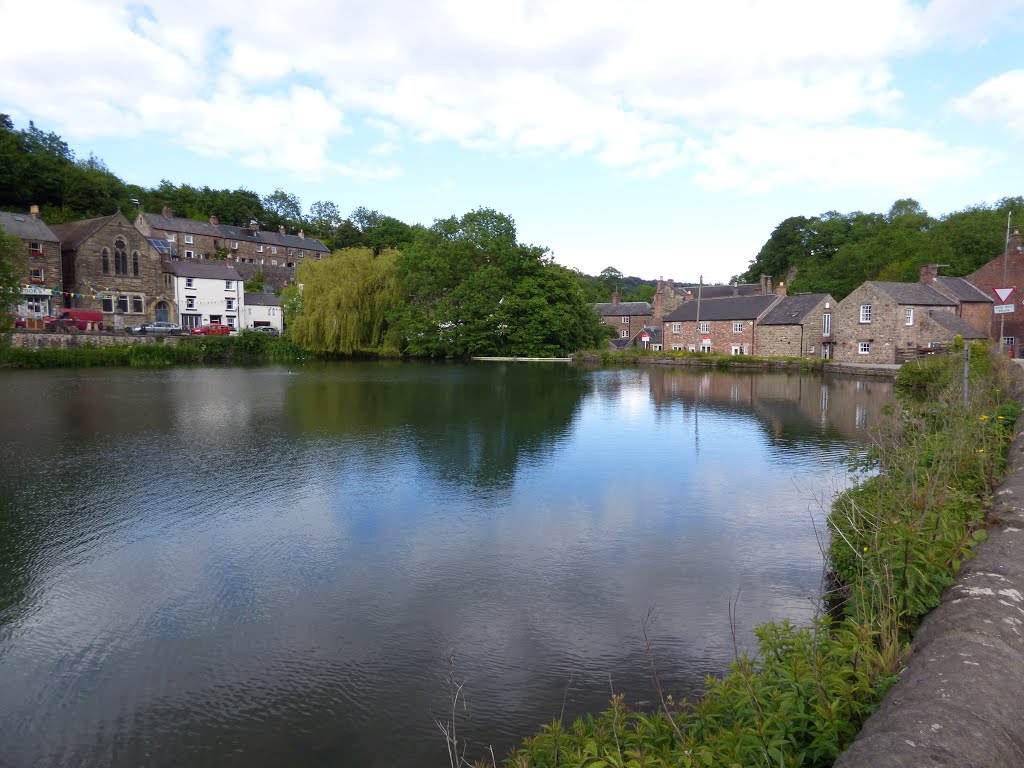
994 286 1015 303
702 336 711 344
641 333 650 341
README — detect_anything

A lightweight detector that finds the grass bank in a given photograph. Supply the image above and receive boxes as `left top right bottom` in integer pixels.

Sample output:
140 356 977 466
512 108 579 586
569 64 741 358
0 331 305 368
492 342 1019 768
589 347 828 372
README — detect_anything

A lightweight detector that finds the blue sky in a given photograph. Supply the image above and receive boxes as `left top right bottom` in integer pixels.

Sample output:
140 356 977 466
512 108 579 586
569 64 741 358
2 0 1023 282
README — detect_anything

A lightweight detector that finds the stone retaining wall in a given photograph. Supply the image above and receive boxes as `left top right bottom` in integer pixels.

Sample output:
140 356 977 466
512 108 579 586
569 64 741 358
5 331 184 349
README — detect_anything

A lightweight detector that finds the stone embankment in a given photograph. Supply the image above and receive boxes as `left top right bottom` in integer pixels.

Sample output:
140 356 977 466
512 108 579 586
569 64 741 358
834 365 1024 768
6 330 185 349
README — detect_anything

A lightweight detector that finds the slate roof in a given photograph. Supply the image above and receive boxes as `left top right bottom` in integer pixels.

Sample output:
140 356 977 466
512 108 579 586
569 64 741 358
927 310 987 339
679 282 763 298
0 211 60 242
663 294 781 322
869 282 957 306
641 325 662 344
51 213 124 251
759 294 831 325
141 213 329 253
165 260 242 281
594 300 653 317
609 337 632 349
934 276 993 303
244 292 280 307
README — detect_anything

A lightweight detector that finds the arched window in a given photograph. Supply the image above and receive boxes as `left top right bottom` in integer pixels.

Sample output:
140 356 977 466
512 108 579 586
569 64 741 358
101 248 109 274
132 251 140 276
114 238 128 275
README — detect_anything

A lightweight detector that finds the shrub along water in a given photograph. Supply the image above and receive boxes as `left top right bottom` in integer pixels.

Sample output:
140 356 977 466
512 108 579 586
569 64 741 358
497 342 1019 768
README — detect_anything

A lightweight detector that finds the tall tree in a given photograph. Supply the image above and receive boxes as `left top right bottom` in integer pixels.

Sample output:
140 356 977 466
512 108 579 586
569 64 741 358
0 227 25 319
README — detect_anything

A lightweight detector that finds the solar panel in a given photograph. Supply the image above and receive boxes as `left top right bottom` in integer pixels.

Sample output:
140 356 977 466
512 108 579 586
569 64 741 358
147 238 178 256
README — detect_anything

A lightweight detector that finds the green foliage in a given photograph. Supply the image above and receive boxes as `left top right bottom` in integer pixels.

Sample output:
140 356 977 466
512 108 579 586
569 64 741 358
0 226 25 315
244 271 267 293
289 247 404 354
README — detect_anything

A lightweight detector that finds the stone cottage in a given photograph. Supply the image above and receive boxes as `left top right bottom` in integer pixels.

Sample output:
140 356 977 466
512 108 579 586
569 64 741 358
0 206 63 323
755 286 837 358
52 212 168 328
661 293 781 354
918 264 993 337
832 281 979 364
593 292 653 342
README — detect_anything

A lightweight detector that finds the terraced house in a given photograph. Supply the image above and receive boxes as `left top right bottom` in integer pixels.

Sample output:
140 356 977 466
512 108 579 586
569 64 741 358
593 292 653 345
135 208 329 291
661 293 781 354
0 207 62 322
755 286 837 358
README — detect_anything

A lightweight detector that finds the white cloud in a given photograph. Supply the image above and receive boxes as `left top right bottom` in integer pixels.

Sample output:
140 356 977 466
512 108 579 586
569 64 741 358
949 69 1024 136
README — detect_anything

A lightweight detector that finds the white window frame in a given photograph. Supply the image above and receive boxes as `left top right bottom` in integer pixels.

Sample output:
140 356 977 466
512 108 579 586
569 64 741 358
184 250 194 259
185 278 194 288
101 295 114 313
671 344 684 351
257 245 264 253
30 267 44 282
731 344 742 355
183 234 194 244
859 304 872 323
167 234 176 243
858 341 871 355
225 280 234 290
131 295 144 314
231 241 239 250
271 259 278 266
700 341 712 353
671 322 681 333
226 316 236 329
905 307 914 326
732 321 744 333
298 250 304 257
1003 336 1016 348
186 296 196 310
29 241 43 253
620 330 629 338
698 322 709 333
822 312 831 336
226 298 235 311
270 247 278 254
621 316 629 324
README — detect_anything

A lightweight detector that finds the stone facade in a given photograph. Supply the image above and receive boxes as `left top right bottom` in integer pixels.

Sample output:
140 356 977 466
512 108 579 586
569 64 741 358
52 212 169 328
661 294 780 354
918 264 994 337
832 282 959 364
755 293 836 358
0 207 63 318
593 293 653 341
968 230 1024 347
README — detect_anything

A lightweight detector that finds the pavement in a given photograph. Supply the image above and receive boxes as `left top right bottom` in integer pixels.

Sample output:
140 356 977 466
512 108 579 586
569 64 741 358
833 363 1024 767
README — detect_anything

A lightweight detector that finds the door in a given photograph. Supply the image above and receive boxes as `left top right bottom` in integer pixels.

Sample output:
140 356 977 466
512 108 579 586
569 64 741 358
155 302 169 323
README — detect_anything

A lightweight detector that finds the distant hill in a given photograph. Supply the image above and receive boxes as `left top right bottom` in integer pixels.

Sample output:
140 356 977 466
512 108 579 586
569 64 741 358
736 198 1023 301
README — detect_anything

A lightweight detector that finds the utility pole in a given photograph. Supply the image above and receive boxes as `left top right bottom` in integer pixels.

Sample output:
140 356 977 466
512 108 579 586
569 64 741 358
1001 211 1012 352
694 275 703 352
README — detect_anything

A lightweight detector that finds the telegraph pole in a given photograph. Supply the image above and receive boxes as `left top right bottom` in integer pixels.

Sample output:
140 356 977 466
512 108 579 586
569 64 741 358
694 275 703 352
1001 211 1012 352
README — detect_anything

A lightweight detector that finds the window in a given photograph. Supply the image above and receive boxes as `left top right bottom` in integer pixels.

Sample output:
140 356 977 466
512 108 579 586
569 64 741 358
731 345 742 355
257 245 264 253
732 321 744 333
114 238 128 275
226 316 236 328
270 247 277 254
231 241 239 250
621 330 629 338
186 297 196 310
286 262 295 268
698 322 709 333
181 314 202 329
132 296 143 314
185 278 194 288
183 235 194 244
185 250 194 259
822 312 831 336
225 281 234 290
102 247 110 274
671 344 684 351
314 253 321 260
271 260 278 266
167 234 176 242
298 250 304 257
858 341 871 355
164 274 173 288
29 241 43 254
288 248 295 256
101 295 114 312
30 267 43 283
621 316 629 324
226 298 235 311
672 322 681 333
117 295 129 314
1003 336 1016 348
700 341 712 353
859 304 872 323
905 307 914 326
132 251 140 276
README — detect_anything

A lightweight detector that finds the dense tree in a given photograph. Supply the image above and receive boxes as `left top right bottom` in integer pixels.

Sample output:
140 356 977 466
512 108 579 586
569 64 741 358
0 227 25 319
289 247 403 354
261 188 303 232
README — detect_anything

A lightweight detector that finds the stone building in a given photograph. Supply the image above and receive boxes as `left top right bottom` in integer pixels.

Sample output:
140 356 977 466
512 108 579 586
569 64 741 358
593 292 653 341
832 281 982 364
0 206 63 322
661 293 781 354
755 287 837 358
51 212 168 328
967 230 1024 348
135 208 330 292
653 275 769 323
917 264 993 337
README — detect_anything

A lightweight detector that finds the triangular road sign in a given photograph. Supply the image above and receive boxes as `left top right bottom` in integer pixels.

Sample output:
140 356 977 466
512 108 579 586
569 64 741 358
994 287 1015 303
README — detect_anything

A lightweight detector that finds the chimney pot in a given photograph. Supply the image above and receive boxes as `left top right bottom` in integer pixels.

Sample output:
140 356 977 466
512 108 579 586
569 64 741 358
919 263 939 284
611 291 621 305
209 214 219 225
279 225 286 235
162 206 173 218
29 204 39 218
777 281 787 297
298 228 305 239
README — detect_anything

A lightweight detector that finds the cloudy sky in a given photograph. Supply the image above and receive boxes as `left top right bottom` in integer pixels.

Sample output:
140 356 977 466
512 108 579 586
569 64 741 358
2 0 1023 282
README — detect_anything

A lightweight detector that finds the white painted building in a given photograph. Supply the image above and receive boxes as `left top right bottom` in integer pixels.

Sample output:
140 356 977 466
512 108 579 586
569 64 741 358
243 292 284 333
164 260 245 331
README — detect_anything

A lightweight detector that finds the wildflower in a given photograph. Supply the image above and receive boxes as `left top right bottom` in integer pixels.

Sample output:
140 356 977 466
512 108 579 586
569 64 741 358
979 415 989 421
863 546 869 553
977 449 985 453
998 416 1005 420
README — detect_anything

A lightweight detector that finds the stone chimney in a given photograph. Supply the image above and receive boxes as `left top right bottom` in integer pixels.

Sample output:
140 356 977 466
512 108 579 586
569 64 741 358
654 278 664 323
767 276 774 294
777 281 787 297
29 204 39 219
732 282 739 296
1010 229 1022 255
162 206 173 218
298 229 305 240
919 263 939 284
226 254 234 265
279 225 286 236
759 274 768 294
611 290 621 305
250 220 260 232
209 214 219 226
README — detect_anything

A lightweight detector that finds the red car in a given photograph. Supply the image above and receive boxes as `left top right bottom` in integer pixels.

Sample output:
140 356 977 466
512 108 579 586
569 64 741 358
191 323 231 336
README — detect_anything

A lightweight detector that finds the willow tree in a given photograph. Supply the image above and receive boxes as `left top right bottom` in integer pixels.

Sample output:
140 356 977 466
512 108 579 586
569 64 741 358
289 247 403 354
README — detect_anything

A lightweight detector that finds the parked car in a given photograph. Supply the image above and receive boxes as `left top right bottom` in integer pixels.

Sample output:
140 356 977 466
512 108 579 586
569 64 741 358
191 323 231 336
128 321 182 334
254 326 280 337
3 313 25 328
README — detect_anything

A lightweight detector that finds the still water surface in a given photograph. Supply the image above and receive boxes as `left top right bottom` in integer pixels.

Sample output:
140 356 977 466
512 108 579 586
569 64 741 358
0 363 891 767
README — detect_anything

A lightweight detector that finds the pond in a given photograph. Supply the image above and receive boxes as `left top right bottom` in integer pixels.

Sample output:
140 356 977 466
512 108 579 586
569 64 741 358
0 362 892 767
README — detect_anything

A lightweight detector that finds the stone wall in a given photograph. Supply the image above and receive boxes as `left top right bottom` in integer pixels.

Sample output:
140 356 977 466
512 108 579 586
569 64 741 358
6 330 185 349
662 318 755 354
